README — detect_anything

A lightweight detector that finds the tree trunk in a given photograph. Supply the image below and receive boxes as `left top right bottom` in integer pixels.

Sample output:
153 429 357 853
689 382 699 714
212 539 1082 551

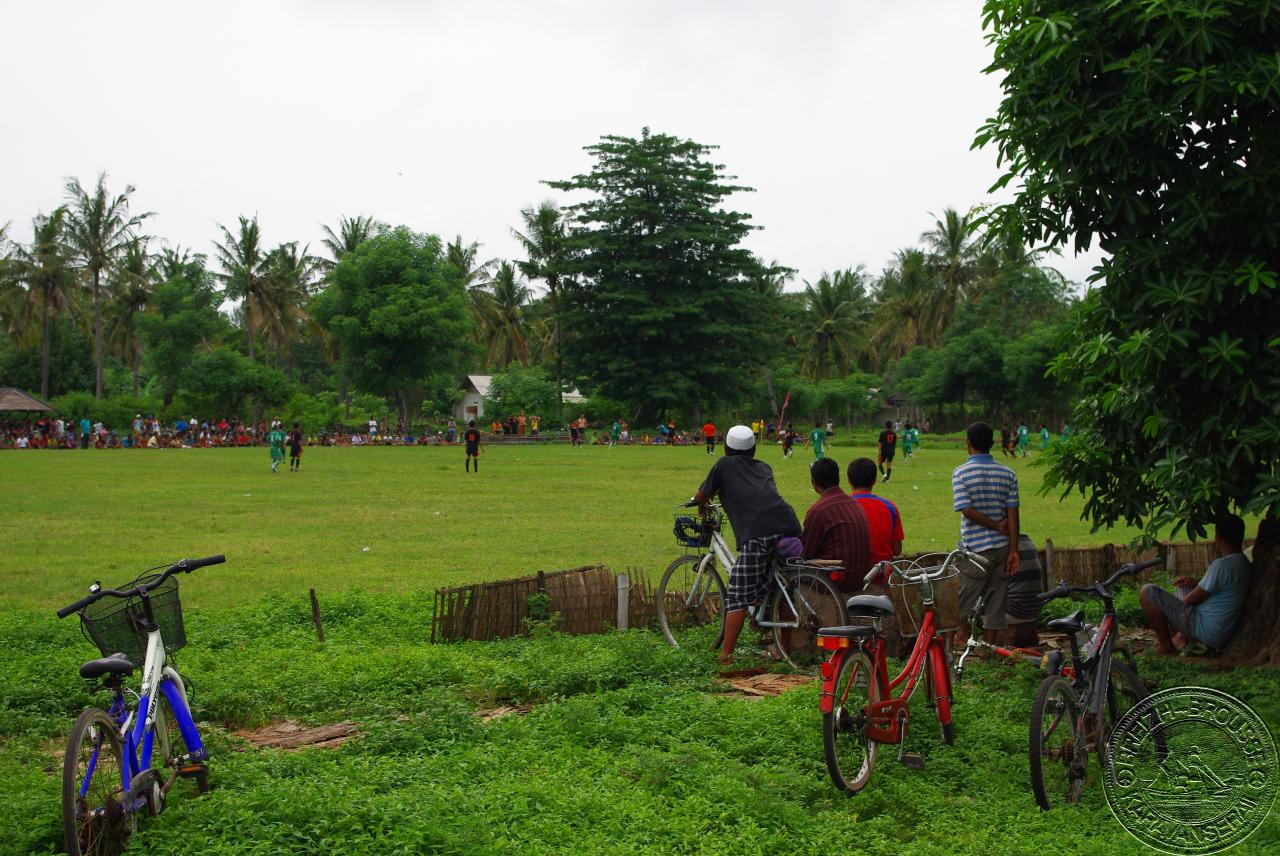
763 366 778 416
93 268 104 399
1224 514 1279 666
40 297 52 400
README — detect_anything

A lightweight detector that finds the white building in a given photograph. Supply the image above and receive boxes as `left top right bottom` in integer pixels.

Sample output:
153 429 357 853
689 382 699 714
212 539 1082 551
453 374 587 422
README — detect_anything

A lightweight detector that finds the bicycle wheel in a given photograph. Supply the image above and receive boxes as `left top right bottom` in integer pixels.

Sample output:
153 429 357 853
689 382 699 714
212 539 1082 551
1101 658 1167 760
823 649 879 793
155 693 210 794
1029 674 1085 810
771 572 846 669
655 553 726 647
63 708 132 856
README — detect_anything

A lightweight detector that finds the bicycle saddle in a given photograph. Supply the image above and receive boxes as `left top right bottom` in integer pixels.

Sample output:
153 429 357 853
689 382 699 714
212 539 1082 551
817 624 878 639
1045 609 1086 634
845 594 895 617
80 653 135 679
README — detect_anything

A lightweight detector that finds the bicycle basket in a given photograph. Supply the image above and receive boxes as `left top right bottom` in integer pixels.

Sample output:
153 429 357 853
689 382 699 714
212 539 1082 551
673 515 711 548
79 573 186 662
886 555 963 635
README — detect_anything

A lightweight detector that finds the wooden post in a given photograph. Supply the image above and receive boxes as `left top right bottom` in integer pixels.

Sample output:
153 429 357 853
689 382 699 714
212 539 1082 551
1163 541 1176 573
1042 539 1054 591
309 588 325 643
616 572 630 632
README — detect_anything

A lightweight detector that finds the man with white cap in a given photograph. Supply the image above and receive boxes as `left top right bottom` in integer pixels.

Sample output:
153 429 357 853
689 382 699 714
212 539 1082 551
692 424 802 666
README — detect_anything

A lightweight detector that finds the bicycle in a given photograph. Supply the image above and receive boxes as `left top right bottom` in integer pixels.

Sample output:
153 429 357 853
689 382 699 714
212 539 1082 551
952 595 1074 684
818 547 990 793
656 501 847 668
56 554 225 856
1028 556 1163 810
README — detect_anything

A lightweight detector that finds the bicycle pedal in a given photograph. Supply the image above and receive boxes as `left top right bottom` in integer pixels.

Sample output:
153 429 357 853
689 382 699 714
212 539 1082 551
177 763 207 777
898 752 925 770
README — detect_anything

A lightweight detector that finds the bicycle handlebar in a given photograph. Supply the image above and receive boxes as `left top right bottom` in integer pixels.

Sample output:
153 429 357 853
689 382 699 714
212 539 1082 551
56 555 225 618
863 546 987 590
1036 555 1163 604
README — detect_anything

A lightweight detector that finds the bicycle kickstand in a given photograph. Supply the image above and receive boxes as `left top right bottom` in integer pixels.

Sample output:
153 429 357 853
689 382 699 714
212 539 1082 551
896 715 925 770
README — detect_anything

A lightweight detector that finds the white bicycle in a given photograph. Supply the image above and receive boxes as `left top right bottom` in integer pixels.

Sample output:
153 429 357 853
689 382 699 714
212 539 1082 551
656 501 847 668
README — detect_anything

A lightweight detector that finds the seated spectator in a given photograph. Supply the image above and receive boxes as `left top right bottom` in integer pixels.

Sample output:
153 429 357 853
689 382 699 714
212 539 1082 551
1141 514 1251 654
847 457 904 564
800 457 872 591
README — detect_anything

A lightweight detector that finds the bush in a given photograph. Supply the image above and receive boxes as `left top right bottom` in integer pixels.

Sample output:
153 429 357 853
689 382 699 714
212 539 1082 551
49 391 163 432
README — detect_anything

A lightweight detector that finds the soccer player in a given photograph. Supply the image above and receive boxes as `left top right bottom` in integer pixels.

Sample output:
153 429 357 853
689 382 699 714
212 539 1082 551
701 419 716 454
1017 423 1030 457
609 419 621 448
877 420 897 482
781 427 795 459
288 423 304 471
267 421 286 473
464 419 481 472
808 421 826 460
1039 424 1050 452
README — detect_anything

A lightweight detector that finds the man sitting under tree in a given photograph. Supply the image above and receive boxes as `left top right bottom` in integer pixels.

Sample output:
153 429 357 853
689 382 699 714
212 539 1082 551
692 425 801 667
1140 514 1252 655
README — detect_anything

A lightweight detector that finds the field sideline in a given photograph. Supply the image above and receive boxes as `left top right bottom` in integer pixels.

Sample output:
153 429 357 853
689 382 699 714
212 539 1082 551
1 442 1140 611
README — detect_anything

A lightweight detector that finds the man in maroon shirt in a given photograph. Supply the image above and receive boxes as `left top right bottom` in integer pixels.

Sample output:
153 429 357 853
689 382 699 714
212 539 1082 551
800 458 873 592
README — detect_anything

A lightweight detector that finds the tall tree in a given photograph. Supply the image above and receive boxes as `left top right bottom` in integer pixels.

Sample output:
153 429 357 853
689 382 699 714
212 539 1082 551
471 261 532 369
547 129 767 420
444 236 496 291
107 236 155 395
259 242 318 371
919 207 979 340
979 0 1280 663
512 201 573 414
213 216 270 360
800 268 872 380
319 214 379 269
137 253 223 406
322 227 471 423
871 249 943 360
63 173 151 399
6 209 80 398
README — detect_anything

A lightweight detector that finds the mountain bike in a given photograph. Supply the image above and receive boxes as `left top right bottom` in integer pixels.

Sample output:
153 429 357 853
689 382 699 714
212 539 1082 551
656 501 847 668
1028 556 1163 810
818 547 989 793
56 555 225 856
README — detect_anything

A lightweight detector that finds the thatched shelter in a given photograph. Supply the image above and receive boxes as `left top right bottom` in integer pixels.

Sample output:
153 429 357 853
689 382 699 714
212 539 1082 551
0 388 54 412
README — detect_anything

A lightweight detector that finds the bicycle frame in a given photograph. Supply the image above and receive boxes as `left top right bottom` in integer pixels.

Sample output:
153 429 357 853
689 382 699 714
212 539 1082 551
688 530 818 630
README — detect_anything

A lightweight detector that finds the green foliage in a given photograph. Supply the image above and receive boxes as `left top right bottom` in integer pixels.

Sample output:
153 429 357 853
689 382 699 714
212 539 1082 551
979 0 1280 537
0 318 94 397
136 260 225 405
322 227 472 410
549 129 768 420
484 366 560 417
49 391 160 431
181 347 292 418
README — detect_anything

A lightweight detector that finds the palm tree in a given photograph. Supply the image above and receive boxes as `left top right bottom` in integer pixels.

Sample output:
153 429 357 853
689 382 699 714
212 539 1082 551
155 246 203 283
63 173 152 398
871 249 945 359
7 209 80 398
319 215 379 270
213 216 271 360
919 207 979 338
106 236 155 395
512 201 572 413
750 257 795 413
259 242 318 371
800 267 873 380
446 235 497 290
471 262 532 369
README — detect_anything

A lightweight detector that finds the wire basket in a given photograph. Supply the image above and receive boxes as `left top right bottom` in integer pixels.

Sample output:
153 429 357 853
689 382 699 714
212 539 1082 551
886 554 964 634
79 573 186 662
673 510 722 549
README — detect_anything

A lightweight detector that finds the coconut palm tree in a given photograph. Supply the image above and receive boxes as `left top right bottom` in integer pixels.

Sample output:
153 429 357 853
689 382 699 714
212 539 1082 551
800 267 873 380
512 201 572 411
107 236 155 395
319 215 379 270
871 249 945 360
919 207 979 339
213 216 271 360
7 209 80 398
259 242 318 371
63 173 152 398
446 236 496 291
471 261 532 369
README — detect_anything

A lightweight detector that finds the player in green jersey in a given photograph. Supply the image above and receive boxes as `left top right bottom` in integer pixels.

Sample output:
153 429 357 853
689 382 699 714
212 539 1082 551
808 421 826 459
267 421 286 473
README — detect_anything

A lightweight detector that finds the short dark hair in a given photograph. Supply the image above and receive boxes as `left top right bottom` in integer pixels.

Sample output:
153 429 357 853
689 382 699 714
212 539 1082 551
1216 514 1246 548
468 419 475 427
967 421 994 452
884 420 892 429
848 457 878 489
810 457 840 489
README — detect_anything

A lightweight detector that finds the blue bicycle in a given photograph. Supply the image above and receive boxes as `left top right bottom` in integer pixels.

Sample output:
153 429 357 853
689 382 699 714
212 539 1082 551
56 555 224 856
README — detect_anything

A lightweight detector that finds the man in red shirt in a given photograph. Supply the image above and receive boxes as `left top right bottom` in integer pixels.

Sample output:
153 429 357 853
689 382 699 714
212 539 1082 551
701 421 716 455
847 457 904 564
800 458 872 591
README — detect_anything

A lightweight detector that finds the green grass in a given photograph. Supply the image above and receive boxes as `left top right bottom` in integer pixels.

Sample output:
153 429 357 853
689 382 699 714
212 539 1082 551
1 593 1275 855
0 442 1140 611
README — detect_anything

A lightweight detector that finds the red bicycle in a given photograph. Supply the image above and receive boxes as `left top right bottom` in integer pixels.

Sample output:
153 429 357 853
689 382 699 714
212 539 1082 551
817 548 990 792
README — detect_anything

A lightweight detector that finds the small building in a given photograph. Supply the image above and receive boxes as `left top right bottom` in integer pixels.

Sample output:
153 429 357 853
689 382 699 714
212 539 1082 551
455 375 492 422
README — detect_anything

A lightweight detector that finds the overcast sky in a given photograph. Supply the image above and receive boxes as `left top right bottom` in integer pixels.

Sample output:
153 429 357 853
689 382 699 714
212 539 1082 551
1 0 1103 290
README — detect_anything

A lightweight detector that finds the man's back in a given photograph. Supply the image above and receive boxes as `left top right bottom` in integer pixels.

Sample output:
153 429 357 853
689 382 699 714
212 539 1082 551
1192 553 1251 648
951 454 1019 550
802 488 872 589
851 490 904 564
698 455 800 547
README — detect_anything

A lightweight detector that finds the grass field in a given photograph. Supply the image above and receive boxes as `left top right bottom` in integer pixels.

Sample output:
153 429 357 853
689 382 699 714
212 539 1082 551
1 443 1277 855
1 442 1142 611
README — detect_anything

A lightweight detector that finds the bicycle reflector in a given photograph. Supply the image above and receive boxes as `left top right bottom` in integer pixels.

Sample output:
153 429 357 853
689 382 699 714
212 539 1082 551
818 635 850 650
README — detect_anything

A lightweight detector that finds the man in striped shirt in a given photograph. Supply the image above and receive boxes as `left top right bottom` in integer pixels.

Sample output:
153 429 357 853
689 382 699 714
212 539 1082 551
951 421 1020 643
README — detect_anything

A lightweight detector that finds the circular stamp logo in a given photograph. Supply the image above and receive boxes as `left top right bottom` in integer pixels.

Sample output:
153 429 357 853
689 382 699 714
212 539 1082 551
1104 686 1278 855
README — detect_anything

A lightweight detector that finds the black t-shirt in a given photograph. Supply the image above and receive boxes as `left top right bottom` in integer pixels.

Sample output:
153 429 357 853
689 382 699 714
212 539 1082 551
698 455 800 547
464 428 480 447
878 430 897 450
